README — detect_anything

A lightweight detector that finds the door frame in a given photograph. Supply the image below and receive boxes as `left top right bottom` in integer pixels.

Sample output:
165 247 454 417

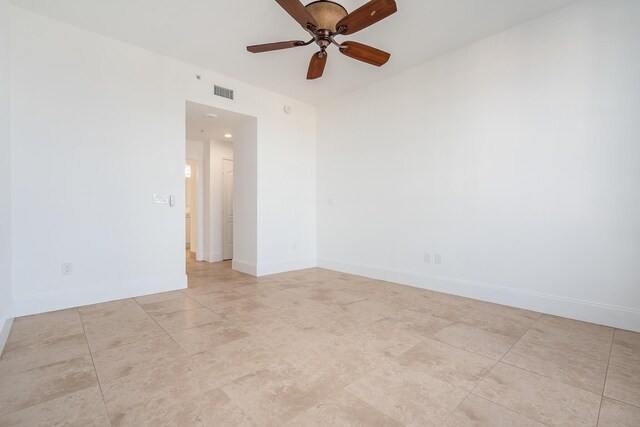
185 154 204 261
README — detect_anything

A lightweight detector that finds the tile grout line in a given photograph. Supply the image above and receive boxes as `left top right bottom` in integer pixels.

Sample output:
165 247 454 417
512 336 612 365
80 303 167 354
457 394 553 427
183 290 255 322
83 299 194 358
495 320 610 395
142 293 208 313
601 395 640 410
0 311 101 421
131 297 192 357
470 365 596 427
499 320 613 426
431 311 542 426
510 315 615 363
136 292 192 306
477 309 539 379
425 313 544 427
436 389 472 427
84 292 227 421
497 358 605 396
607 360 640 373
77 307 114 426
596 328 616 426
460 311 547 425
427 318 521 359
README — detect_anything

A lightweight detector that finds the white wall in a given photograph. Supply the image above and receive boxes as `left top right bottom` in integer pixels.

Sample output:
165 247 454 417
0 0 14 351
232 119 259 274
257 104 317 276
10 6 317 316
317 0 640 332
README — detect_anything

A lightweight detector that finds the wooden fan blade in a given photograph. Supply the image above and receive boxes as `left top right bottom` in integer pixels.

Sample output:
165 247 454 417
336 0 397 35
307 51 327 80
275 0 318 31
340 41 390 66
247 40 306 53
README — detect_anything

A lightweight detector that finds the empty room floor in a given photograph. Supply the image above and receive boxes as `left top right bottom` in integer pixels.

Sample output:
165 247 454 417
0 255 639 426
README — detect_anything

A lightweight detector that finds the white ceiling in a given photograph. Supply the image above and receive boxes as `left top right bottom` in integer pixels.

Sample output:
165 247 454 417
11 0 579 105
186 101 252 143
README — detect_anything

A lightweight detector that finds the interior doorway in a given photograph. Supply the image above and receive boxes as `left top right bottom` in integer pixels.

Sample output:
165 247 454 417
185 101 256 272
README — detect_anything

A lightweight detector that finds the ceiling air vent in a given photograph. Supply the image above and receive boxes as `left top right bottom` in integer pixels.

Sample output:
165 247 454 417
214 85 234 100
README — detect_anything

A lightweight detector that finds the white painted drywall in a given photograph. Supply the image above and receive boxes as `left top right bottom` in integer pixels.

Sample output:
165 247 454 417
232 119 259 275
317 0 640 331
10 7 316 316
257 104 317 276
0 0 14 352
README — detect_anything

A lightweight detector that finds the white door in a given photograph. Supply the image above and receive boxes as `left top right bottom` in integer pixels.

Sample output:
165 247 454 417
222 159 234 260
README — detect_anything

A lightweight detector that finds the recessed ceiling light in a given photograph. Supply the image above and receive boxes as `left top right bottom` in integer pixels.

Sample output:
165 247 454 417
224 133 232 138
204 113 218 118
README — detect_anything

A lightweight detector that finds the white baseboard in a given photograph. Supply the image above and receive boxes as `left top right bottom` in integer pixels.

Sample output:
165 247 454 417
0 316 14 356
207 252 223 263
256 258 317 277
232 258 317 277
12 274 188 317
232 259 257 276
317 258 640 333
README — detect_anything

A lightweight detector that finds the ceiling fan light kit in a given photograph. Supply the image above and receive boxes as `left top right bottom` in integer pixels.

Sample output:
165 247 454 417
247 0 397 80
305 1 348 33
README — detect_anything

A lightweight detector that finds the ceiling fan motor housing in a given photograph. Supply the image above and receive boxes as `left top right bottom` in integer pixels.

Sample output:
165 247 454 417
305 1 348 32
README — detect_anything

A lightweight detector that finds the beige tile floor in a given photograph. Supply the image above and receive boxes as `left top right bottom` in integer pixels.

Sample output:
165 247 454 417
1 253 639 426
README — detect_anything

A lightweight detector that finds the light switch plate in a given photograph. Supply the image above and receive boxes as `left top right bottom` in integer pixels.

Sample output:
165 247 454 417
153 193 170 204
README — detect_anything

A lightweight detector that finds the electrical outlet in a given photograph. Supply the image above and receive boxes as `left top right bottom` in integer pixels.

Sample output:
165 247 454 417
434 254 442 265
424 251 431 263
61 263 73 275
292 242 297 250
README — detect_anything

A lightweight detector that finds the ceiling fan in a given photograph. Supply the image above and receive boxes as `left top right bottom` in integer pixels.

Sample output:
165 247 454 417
247 0 397 80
